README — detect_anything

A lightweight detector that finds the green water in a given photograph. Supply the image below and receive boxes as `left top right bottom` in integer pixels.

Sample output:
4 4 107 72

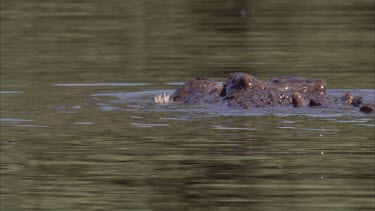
1 0 374 210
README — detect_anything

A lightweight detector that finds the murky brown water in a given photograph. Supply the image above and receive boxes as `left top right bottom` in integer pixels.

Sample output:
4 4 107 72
1 0 374 210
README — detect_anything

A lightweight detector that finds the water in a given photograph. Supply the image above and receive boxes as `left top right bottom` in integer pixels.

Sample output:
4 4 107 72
1 0 374 210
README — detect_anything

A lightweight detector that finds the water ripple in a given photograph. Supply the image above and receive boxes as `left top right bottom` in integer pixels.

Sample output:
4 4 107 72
52 83 150 87
0 118 33 122
0 91 24 94
211 125 255 130
13 124 49 128
131 123 171 128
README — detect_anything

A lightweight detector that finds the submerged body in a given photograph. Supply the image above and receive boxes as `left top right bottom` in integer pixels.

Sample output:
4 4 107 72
165 72 374 114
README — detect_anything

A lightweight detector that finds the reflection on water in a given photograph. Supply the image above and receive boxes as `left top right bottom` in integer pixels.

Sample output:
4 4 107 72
1 0 374 210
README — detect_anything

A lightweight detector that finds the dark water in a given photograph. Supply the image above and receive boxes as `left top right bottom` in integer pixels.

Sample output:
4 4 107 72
1 0 374 210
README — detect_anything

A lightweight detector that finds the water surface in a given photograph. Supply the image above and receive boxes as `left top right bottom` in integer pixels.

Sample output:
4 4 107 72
1 0 374 210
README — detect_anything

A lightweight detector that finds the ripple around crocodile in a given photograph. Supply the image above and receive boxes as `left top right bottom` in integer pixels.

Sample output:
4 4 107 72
168 72 375 114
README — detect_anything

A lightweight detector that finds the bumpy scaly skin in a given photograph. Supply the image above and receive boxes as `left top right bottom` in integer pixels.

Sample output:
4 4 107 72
292 92 306 107
360 104 375 114
171 77 223 104
171 72 374 114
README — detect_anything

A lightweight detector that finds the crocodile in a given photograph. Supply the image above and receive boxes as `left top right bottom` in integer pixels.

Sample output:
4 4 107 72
160 72 374 114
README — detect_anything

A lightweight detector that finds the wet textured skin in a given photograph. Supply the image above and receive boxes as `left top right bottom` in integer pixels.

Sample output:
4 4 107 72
171 72 374 114
171 77 223 104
